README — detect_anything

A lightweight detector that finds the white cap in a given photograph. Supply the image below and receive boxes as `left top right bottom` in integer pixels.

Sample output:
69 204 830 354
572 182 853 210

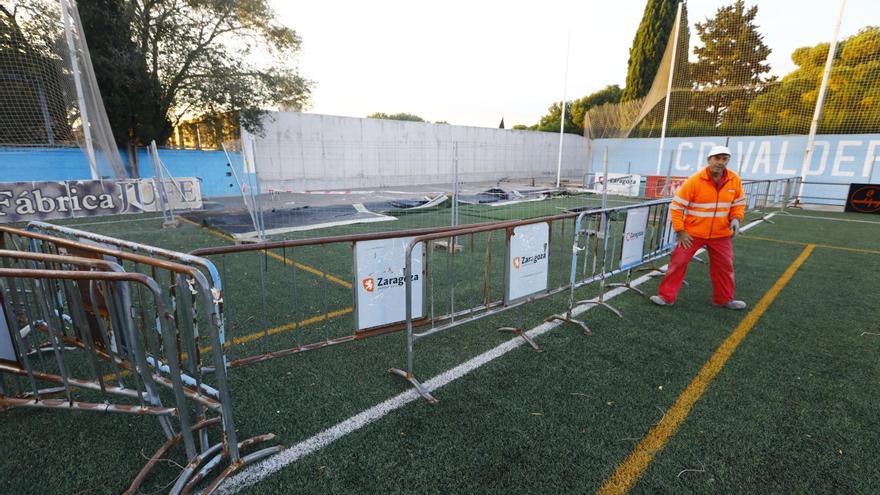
707 145 731 158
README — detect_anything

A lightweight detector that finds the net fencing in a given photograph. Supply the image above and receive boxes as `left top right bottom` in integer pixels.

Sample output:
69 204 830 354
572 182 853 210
177 114 615 243
585 0 880 205
0 0 126 179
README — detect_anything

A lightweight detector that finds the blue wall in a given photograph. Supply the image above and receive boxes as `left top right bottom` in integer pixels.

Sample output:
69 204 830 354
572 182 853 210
133 149 234 198
0 147 235 197
591 134 880 183
0 148 94 182
591 134 880 204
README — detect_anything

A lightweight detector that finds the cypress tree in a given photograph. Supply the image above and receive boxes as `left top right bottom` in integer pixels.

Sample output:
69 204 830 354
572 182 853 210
622 0 680 101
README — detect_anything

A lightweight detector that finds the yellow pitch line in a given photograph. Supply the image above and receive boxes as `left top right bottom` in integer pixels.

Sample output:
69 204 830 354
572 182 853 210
596 244 815 495
101 307 355 382
221 307 354 348
741 234 880 255
176 215 352 289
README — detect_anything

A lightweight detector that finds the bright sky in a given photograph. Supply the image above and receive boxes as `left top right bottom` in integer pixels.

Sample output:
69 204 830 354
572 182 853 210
270 0 877 128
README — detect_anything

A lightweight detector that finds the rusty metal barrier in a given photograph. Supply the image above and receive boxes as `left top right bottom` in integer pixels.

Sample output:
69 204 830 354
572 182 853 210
187 221 505 368
0 229 280 494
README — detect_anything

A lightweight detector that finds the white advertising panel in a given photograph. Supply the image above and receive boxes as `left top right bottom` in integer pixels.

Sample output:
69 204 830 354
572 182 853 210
506 222 550 303
662 208 677 250
591 173 641 197
620 207 650 269
355 236 424 331
0 304 17 364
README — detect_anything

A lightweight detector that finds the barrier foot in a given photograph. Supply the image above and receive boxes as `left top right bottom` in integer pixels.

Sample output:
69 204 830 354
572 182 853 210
693 255 706 264
761 215 775 224
546 314 592 336
388 368 438 404
574 298 624 319
605 282 646 297
498 327 542 352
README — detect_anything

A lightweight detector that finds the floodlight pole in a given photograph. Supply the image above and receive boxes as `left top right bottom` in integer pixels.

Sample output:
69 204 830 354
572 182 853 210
798 0 847 203
556 31 571 188
60 0 99 180
584 113 593 186
654 2 683 176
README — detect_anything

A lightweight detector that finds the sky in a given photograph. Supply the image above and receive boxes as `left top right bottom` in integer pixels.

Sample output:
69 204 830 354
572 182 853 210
270 0 877 129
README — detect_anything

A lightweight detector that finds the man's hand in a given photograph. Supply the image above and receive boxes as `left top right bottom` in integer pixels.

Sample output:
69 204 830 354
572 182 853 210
676 230 693 249
730 218 741 237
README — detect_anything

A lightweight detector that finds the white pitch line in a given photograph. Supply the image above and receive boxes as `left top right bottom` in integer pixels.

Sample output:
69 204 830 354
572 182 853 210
785 214 880 225
212 213 775 494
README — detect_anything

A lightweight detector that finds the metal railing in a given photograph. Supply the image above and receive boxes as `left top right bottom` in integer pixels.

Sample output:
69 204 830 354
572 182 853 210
0 227 279 494
188 221 505 368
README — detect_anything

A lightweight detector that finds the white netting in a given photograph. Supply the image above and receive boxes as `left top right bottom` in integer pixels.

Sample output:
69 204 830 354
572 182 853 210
0 0 126 178
585 1 880 202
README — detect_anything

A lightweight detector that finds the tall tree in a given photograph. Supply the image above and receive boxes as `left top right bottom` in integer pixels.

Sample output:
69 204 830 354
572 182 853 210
622 0 679 102
75 0 311 146
534 85 623 134
77 0 161 148
749 26 880 135
689 0 772 133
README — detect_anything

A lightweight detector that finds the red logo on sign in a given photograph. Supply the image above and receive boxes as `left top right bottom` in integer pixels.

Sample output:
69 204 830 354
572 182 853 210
513 256 521 269
362 277 375 292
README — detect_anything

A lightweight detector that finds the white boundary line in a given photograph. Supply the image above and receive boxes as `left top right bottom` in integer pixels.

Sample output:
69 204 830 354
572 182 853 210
212 213 776 494
784 214 880 225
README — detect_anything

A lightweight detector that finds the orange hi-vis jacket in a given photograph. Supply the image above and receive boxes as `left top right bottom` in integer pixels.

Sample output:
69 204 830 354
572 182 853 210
670 167 746 239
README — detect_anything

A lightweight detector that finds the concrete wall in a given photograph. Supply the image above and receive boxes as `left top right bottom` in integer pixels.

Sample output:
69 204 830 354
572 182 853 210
243 112 588 191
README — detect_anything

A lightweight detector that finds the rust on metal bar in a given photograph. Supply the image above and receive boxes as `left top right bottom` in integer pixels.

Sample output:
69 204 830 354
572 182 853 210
124 417 223 495
0 396 177 415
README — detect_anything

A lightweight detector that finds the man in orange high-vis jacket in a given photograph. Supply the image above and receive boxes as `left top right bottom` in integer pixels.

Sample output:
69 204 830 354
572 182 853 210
650 145 748 310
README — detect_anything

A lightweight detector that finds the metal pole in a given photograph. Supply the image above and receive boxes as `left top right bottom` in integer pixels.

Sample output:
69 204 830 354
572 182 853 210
556 30 571 188
654 2 683 176
663 149 675 196
602 148 609 210
584 113 593 184
799 0 847 201
452 142 459 227
60 0 99 180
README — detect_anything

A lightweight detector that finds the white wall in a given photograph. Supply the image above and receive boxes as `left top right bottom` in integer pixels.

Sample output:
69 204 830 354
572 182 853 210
243 112 587 191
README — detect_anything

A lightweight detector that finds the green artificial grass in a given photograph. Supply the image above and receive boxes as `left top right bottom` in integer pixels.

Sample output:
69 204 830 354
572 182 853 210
1 205 878 494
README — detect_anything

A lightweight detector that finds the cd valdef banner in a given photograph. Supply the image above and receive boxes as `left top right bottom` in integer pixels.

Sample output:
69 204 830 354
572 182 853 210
0 178 202 223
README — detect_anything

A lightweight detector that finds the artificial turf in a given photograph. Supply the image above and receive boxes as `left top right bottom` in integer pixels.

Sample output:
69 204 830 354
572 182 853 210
1 203 878 494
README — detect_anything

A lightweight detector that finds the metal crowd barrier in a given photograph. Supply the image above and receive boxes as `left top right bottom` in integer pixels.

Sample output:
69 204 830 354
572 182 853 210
388 200 679 402
741 177 801 220
558 199 675 332
0 227 279 494
188 221 504 368
388 213 582 402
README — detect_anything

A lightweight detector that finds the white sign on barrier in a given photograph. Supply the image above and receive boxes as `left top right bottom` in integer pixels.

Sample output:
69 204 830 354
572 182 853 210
662 209 677 250
0 304 17 364
506 222 550 303
620 207 650 269
354 236 424 331
591 173 641 197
